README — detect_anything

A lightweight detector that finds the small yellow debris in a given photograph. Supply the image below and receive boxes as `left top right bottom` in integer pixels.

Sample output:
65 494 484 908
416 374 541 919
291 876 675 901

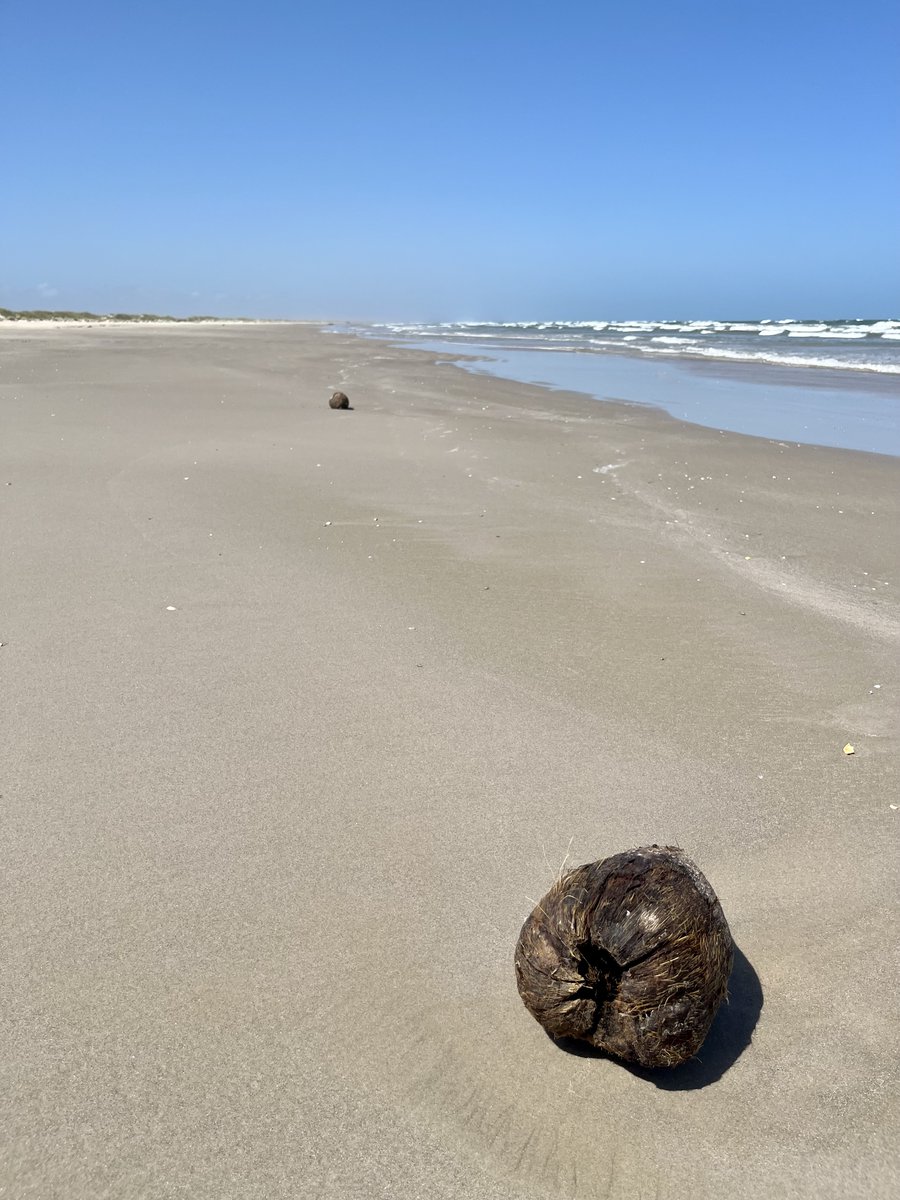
842 744 855 755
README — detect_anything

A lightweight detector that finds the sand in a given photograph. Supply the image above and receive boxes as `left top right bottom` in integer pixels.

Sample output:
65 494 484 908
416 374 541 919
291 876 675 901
2 321 898 1199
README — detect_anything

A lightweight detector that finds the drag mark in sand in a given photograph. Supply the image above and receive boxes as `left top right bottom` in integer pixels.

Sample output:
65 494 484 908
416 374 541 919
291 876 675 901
703 543 900 645
618 468 900 646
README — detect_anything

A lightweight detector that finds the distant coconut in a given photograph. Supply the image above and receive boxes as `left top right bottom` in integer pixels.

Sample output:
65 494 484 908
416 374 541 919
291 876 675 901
329 391 350 409
514 845 733 1068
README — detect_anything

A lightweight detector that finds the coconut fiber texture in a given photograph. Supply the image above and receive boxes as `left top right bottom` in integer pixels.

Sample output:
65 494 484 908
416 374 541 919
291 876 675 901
329 391 350 409
514 846 733 1068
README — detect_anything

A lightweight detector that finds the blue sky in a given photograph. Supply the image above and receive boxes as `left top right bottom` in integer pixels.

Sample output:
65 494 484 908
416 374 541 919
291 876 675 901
3 1 898 320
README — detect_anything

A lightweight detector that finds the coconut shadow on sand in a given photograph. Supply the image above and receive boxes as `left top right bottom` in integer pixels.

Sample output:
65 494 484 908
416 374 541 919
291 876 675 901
550 944 763 1091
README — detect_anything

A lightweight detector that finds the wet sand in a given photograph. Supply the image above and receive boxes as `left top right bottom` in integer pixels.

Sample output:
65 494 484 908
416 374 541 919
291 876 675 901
3 322 898 1199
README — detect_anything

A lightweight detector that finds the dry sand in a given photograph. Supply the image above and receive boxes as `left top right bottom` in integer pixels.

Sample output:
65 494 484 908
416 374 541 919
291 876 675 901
2 322 898 1199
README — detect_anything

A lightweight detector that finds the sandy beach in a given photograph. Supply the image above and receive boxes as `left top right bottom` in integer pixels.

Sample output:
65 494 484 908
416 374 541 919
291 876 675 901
3 321 898 1198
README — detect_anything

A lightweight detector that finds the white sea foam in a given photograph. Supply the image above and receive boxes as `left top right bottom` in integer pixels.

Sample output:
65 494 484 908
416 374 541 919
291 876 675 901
643 344 900 373
787 330 868 339
369 317 900 374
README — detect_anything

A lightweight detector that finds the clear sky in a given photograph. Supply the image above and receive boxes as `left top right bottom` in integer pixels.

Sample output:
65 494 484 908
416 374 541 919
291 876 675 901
3 1 898 321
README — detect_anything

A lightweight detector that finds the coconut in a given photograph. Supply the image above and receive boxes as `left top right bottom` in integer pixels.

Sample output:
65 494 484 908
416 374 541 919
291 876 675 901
514 845 733 1068
329 391 350 409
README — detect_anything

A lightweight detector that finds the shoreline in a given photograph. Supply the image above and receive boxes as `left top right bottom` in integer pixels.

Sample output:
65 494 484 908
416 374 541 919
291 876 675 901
3 322 898 1199
379 333 900 385
357 330 900 458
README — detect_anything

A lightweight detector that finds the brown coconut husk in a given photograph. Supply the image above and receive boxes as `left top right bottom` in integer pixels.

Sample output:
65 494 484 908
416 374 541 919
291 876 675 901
329 391 350 409
514 845 733 1068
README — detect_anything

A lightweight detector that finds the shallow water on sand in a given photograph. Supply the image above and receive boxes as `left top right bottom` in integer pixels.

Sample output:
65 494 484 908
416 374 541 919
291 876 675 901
402 340 900 458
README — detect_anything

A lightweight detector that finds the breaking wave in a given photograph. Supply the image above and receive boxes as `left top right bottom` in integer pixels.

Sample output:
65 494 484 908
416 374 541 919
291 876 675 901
367 318 900 374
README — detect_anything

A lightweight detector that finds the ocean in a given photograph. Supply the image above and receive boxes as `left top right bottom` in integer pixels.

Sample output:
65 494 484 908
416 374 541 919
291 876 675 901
350 319 900 458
